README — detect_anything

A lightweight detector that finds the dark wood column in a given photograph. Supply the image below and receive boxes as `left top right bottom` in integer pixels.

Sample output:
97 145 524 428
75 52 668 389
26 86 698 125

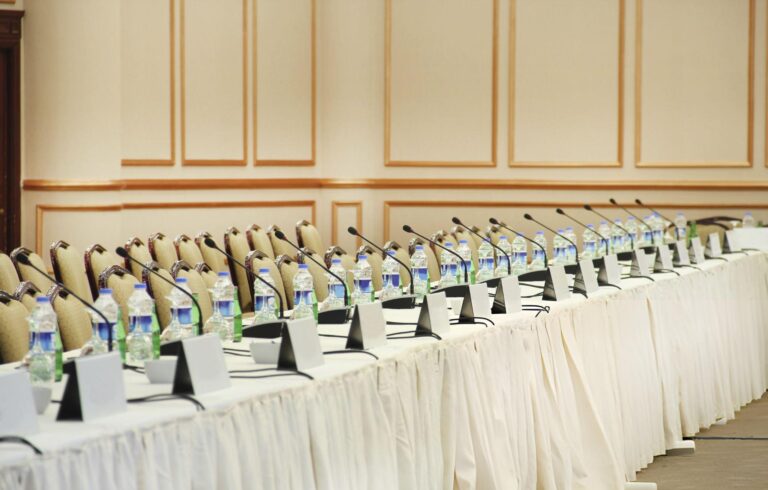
0 10 22 252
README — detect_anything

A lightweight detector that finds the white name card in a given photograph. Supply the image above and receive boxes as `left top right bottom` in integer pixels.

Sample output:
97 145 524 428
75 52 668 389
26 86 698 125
346 302 388 350
173 335 231 396
706 232 723 258
655 245 674 271
459 283 493 319
601 254 622 285
543 264 571 301
674 240 691 266
724 230 741 252
630 250 651 277
417 292 451 336
278 317 325 371
58 352 127 422
689 236 705 264
574 259 599 295
492 275 522 314
0 371 39 436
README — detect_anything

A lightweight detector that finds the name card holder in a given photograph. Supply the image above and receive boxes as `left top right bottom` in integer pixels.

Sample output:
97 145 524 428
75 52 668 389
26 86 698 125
172 335 231 396
595 254 622 287
58 352 127 422
416 292 451 337
491 275 522 314
0 371 39 436
542 264 571 301
723 230 741 253
653 245 674 272
346 302 388 350
573 259 599 296
689 236 706 264
629 250 652 278
277 317 325 371
705 232 723 258
457 283 493 322
673 240 691 266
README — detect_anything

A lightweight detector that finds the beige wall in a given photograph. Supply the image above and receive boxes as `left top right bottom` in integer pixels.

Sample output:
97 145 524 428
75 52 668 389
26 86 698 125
17 0 768 265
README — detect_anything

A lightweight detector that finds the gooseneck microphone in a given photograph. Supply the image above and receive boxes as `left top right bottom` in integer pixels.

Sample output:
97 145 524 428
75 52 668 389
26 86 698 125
116 247 205 334
489 217 548 266
608 198 652 230
583 204 634 249
635 198 679 240
201 238 286 318
402 224 468 284
452 217 511 275
523 213 580 262
556 208 609 256
272 231 349 309
16 253 113 352
347 226 414 295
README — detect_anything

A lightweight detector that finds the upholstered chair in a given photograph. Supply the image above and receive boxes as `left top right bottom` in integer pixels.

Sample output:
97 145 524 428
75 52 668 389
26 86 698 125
296 220 325 257
196 232 228 274
245 250 287 314
11 247 54 294
50 240 94 303
49 285 92 351
148 232 179 271
123 237 153 278
0 293 29 363
224 227 253 311
245 224 275 259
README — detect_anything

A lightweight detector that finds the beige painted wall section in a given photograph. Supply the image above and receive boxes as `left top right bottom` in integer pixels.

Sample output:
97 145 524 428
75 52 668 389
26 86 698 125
18 0 768 267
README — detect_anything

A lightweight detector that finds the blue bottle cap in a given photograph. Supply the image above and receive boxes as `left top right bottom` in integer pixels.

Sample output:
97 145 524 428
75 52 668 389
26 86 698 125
331 258 342 264
500 235 508 240
217 271 229 277
298 264 309 270
358 254 368 260
415 245 424 251
459 240 468 244
134 283 147 290
387 250 396 256
98 288 113 295
259 267 270 273
444 243 453 248
35 296 50 303
175 277 188 284
536 231 544 235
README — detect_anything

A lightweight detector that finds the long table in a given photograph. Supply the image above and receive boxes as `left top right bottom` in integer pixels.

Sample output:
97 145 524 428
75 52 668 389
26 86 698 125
1 253 767 490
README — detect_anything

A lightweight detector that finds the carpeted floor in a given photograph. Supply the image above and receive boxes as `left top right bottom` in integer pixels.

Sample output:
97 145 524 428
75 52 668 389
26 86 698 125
635 392 768 489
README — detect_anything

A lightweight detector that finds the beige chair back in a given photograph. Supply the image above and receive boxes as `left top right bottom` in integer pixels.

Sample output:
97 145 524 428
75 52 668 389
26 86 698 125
11 247 54 294
486 224 504 246
245 250 287 312
85 244 122 300
409 237 440 284
149 233 179 271
383 240 411 288
142 262 174 330
171 261 213 323
124 237 153 278
175 234 205 268
296 220 324 254
276 255 300 309
246 224 275 258
50 240 94 303
323 246 356 289
225 227 253 311
196 232 229 273
431 231 458 266
268 225 296 259
0 294 29 363
0 252 20 293
13 281 41 311
50 286 92 352
98 266 139 324
300 249 329 302
356 245 383 291
195 262 219 289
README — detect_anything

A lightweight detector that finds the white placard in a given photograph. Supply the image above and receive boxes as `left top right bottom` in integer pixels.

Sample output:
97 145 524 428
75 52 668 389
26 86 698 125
418 292 451 336
732 228 768 251
725 230 741 252
58 352 127 422
575 259 599 294
496 275 522 313
173 335 231 395
279 317 324 371
460 283 493 319
0 371 39 436
689 236 705 264
674 240 691 266
657 245 674 270
544 264 571 300
347 302 387 350
706 232 723 258
631 250 651 277
602 254 622 285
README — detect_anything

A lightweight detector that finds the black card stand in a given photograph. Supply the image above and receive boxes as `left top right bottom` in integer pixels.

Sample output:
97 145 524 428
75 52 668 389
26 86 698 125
572 264 591 297
481 277 501 288
345 306 367 349
541 268 559 301
160 339 183 356
616 251 633 261
56 368 84 421
276 325 299 370
629 251 654 281
414 299 438 337
456 290 481 323
318 307 349 324
242 320 286 339
382 294 417 310
519 269 547 282
172 344 195 395
594 257 622 289
491 278 516 313
672 245 685 267
431 283 470 298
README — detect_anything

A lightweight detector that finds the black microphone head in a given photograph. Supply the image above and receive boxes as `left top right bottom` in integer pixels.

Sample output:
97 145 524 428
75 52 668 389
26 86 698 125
274 230 286 240
347 226 358 236
556 208 565 215
451 217 461 225
609 198 617 205
523 213 533 220
203 237 217 248
635 198 643 205
584 204 593 211
115 246 128 258
402 224 413 233
15 252 30 265
489 217 499 225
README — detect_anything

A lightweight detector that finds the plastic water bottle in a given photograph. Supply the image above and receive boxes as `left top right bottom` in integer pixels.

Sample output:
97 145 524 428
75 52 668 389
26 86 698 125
164 277 194 340
495 235 512 277
743 211 756 228
352 255 374 305
292 264 318 318
476 238 495 282
674 212 687 242
582 225 597 259
531 231 547 270
325 258 347 309
26 297 60 383
564 227 577 264
211 272 235 341
381 251 403 301
511 234 527 276
439 243 459 287
82 288 120 356
625 217 638 250
553 231 566 265
456 240 475 284
598 221 612 255
254 268 278 322
410 245 430 298
127 283 155 363
611 220 625 253
640 216 653 246
651 213 664 245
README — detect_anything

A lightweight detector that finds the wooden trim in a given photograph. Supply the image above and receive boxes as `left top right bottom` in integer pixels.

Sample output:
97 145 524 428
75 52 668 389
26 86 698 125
22 178 768 192
331 201 363 247
120 0 176 167
253 0 316 167
180 0 247 166
384 0 498 168
635 0 755 168
0 1 17 4
508 0 624 168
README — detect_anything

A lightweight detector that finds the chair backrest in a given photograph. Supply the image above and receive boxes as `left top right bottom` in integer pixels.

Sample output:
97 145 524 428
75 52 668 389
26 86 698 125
267 225 296 259
323 245 356 288
486 224 504 246
296 220 324 255
245 250 287 312
148 232 179 271
408 237 440 283
276 255 300 309
85 244 122 300
451 226 479 269
196 232 229 273
171 261 213 323
174 234 205 268
0 252 20 294
356 244 383 291
383 240 411 288
13 281 41 311
195 262 219 289
142 261 175 330
0 293 29 363
124 237 153 278
224 227 253 311
467 225 485 248
11 247 54 294
299 248 329 302
50 240 94 304
246 224 275 258
49 285 92 352
431 230 458 266
98 265 139 323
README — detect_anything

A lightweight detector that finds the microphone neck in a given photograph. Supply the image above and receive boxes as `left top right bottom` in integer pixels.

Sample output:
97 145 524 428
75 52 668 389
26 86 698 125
614 204 651 229
496 224 548 265
528 218 579 262
354 232 414 295
457 223 510 275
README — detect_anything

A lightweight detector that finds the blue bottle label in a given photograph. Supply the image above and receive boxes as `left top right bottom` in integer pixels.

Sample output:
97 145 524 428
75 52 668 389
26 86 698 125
37 331 54 352
533 249 545 262
515 252 527 265
585 242 596 254
479 257 494 270
131 314 153 333
95 321 114 342
414 267 428 282
254 294 274 312
216 300 234 317
383 273 400 288
329 283 346 299
354 278 372 293
173 307 193 325
294 290 314 307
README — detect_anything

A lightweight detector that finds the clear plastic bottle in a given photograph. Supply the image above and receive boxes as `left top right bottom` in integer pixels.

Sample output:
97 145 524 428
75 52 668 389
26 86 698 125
26 319 53 388
674 212 687 243
165 277 194 340
476 238 495 282
531 231 547 270
439 243 459 288
651 213 665 245
203 298 229 340
127 283 154 363
292 263 318 318
598 220 612 255
582 225 597 260
625 217 638 250
410 245 430 298
326 258 347 309
743 211 756 228
495 235 512 277
26 297 58 385
456 240 475 284
564 227 577 264
640 216 653 246
352 255 374 305
254 268 278 322
611 219 626 253
381 251 403 301
511 234 528 276
83 288 121 355
211 272 235 341
553 230 565 265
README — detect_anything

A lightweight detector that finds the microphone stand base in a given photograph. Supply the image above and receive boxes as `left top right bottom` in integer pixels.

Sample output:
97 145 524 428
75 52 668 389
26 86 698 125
519 269 547 282
242 320 286 339
480 277 501 288
382 295 417 309
431 284 470 298
318 307 350 324
617 251 633 261
564 264 580 274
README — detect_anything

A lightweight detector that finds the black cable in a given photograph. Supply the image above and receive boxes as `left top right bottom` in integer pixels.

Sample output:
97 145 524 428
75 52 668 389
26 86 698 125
706 257 729 262
318 333 347 339
387 330 415 337
228 367 279 374
231 370 314 381
600 283 622 290
519 282 545 289
323 349 379 360
0 436 43 455
223 350 252 357
123 364 145 374
677 264 702 271
388 332 441 341
127 393 205 411
654 268 681 276
621 274 655 282
522 292 544 298
386 321 418 326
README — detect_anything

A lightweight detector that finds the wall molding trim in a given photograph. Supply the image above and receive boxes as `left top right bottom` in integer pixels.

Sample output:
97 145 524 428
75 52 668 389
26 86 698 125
22 178 768 192
331 201 362 248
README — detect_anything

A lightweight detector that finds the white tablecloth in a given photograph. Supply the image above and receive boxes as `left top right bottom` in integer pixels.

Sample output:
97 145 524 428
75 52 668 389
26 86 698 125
1 253 767 490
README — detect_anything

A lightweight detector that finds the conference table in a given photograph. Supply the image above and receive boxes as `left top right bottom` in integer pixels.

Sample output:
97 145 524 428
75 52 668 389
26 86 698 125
1 251 767 490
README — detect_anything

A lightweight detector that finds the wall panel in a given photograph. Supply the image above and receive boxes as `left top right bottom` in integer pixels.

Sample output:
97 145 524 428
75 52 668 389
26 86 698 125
331 201 362 252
